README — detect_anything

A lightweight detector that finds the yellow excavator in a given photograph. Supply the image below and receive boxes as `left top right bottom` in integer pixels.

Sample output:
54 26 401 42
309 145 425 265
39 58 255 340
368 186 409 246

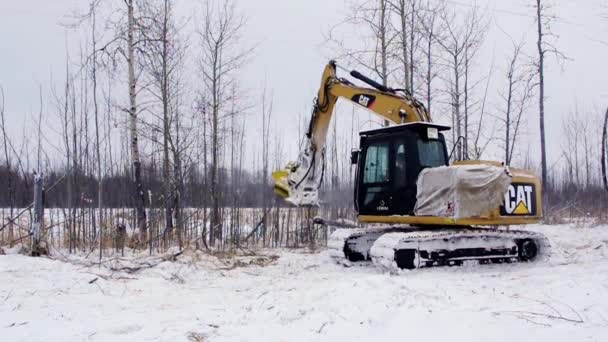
273 61 548 270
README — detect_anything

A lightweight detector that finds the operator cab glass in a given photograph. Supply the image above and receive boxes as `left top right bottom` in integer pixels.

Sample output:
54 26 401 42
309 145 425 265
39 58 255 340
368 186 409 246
417 139 447 168
355 123 449 216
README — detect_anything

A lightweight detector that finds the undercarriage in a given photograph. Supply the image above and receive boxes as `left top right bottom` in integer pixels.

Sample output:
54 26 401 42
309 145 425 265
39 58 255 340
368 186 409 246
327 224 550 272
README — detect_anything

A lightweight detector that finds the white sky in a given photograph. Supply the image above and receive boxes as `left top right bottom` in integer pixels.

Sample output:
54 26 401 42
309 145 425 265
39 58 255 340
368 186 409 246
1 0 607 173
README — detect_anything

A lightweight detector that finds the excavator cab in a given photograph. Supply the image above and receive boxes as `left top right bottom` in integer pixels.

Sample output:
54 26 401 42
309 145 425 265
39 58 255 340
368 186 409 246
354 122 450 216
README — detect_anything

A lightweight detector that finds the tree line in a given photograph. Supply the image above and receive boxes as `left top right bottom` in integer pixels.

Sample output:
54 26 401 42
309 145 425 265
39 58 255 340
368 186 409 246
0 0 607 253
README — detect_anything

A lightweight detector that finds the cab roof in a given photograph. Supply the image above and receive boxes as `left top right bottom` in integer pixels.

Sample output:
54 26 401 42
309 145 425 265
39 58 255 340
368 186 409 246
360 122 451 137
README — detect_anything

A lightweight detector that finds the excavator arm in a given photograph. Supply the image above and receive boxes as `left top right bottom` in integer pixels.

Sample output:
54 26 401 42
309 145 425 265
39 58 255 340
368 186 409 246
272 60 431 206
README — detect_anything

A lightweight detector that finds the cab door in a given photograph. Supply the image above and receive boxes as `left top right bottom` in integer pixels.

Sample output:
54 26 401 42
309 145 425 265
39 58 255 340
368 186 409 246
356 133 419 216
391 137 419 215
357 137 393 215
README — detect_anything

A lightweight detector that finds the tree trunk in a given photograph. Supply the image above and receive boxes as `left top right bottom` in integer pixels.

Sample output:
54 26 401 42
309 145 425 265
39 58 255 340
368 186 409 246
202 104 208 248
505 77 513 165
453 54 461 161
426 28 432 113
399 0 409 92
173 85 184 249
127 0 147 243
463 46 470 160
91 3 103 258
536 0 548 191
161 0 173 239
0 87 15 244
379 0 389 127
409 0 416 93
601 107 608 192
211 46 220 247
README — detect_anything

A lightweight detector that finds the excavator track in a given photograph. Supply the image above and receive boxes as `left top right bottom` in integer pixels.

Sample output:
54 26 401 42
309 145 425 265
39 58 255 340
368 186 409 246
328 227 401 263
328 227 550 271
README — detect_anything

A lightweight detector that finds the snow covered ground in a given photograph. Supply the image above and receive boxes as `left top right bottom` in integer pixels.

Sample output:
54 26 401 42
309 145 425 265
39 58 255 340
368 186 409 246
2 223 608 342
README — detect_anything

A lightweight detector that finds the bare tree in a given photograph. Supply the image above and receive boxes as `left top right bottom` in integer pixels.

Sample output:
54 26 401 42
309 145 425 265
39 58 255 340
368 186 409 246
198 0 249 247
345 0 394 126
388 0 423 94
76 0 150 246
171 82 187 248
53 52 75 252
36 86 44 173
0 86 15 243
88 2 104 258
159 0 175 239
125 0 148 243
580 113 592 189
498 40 535 166
560 104 596 189
562 115 581 185
417 0 442 114
435 5 486 160
378 0 390 92
261 83 273 246
138 0 186 242
602 107 608 192
195 94 210 248
534 0 566 191
327 0 396 90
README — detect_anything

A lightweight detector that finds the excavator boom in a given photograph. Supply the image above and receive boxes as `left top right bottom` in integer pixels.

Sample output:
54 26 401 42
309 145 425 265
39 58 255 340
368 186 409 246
272 61 429 206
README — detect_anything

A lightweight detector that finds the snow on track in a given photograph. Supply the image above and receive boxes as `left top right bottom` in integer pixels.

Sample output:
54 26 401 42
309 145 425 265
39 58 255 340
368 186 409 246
2 223 608 341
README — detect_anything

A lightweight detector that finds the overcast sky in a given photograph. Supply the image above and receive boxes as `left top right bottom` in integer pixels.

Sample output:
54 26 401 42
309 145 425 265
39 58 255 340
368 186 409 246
1 0 607 171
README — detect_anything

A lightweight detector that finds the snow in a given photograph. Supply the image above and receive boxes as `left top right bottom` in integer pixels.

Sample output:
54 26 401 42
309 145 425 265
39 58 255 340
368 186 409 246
2 223 608 341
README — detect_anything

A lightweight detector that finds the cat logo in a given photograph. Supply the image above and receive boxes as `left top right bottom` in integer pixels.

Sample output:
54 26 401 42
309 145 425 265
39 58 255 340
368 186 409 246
352 94 376 108
500 183 536 216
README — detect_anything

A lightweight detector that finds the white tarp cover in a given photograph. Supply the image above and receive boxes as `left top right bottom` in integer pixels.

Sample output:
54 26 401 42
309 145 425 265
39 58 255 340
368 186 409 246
414 164 512 219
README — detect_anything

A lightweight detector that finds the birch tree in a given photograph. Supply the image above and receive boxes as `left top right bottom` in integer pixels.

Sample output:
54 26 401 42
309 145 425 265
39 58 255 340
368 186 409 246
93 0 149 243
126 0 147 243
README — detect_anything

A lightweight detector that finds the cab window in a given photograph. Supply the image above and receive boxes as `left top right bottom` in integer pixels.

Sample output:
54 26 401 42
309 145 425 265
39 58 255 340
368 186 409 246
363 143 390 184
417 138 446 168
395 142 407 187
